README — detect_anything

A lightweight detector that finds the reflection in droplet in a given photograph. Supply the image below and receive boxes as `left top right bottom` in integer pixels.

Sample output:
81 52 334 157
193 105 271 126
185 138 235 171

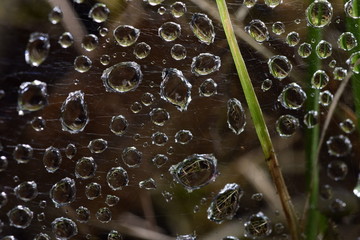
159 22 181 41
268 55 292 80
50 177 76 207
74 55 92 73
113 25 140 47
25 32 50 67
227 98 246 135
43 146 62 173
122 146 142 167
17 80 48 115
60 91 89 134
244 212 272 239
327 160 348 181
7 205 33 229
48 6 63 24
14 181 38 202
190 13 215 45
306 0 333 28
276 114 299 137
110 115 128 136
245 19 269 43
207 183 243 223
102 62 143 93
88 138 108 153
278 83 307 110
133 42 151 59
75 157 97 179
107 167 129 190
160 68 192 111
89 3 110 23
338 32 357 51
199 78 217 97
169 153 218 191
139 178 157 190
51 217 78 239
13 144 33 164
171 44 187 60
326 135 352 157
191 53 221 76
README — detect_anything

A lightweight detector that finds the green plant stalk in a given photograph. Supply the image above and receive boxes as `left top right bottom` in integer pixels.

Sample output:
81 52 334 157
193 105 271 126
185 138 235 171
216 1 299 239
304 2 322 239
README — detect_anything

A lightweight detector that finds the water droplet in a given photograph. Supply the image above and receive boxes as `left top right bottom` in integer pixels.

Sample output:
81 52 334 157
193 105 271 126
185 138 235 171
265 0 282 8
157 6 166 15
160 68 192 111
286 31 300 47
316 40 332 59
108 230 123 240
107 167 129 190
207 183 243 223
333 67 347 81
0 156 8 172
199 78 217 97
75 156 97 179
244 212 272 239
175 130 193 144
251 193 264 201
151 132 168 146
25 32 50 67
85 182 102 200
261 79 272 92
51 217 78 239
0 236 16 240
311 70 329 89
88 138 108 153
147 0 164 6
246 19 269 43
34 233 50 240
102 61 143 93
327 134 352 157
43 146 62 173
319 90 333 106
82 34 99 51
89 3 109 23
162 191 173 202
191 53 221 76
60 91 89 133
345 0 360 19
227 98 246 135
133 42 151 59
110 115 128 136
244 0 257 8
158 22 181 42
176 234 197 240
298 42 312 58
171 2 186 18
272 21 285 35
74 55 92 73
100 54 111 66
339 119 355 134
171 44 187 60
347 51 360 73
276 115 299 137
17 80 48 116
13 144 33 164
141 92 154 106
169 153 218 191
190 13 215 45
278 83 307 110
152 154 168 168
268 55 292 80
113 25 140 47
130 101 142 113
76 206 90 223
106 195 120 207
48 6 63 24
222 237 239 240
306 0 333 28
303 110 318 128
139 178 157 190
50 177 76 207
31 116 46 131
58 32 74 48
122 146 142 167
14 181 38 201
329 198 346 213
65 143 77 159
327 160 348 181
338 32 357 51
7 205 33 229
0 192 8 209
150 108 170 126
329 59 337 68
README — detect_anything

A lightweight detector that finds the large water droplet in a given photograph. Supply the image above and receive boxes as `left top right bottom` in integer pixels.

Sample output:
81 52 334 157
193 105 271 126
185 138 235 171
159 22 181 41
170 2 187 18
245 20 269 43
199 78 217 97
150 108 170 126
285 31 300 47
298 42 312 58
227 98 246 135
96 207 112 223
89 3 110 23
319 90 333 106
311 70 329 89
345 0 360 19
171 44 187 60
7 205 33 229
43 146 62 173
74 55 92 73
326 134 352 157
113 25 140 47
191 53 221 76
13 144 33 164
85 182 102 200
51 217 78 240
108 230 123 240
276 114 299 137
338 32 357 51
316 40 332 59
25 32 50 67
106 167 129 190
14 181 38 202
139 178 157 190
244 212 272 239
50 177 76 207
133 42 151 59
102 61 143 93
268 55 292 80
122 146 142 167
75 156 97 179
278 83 307 110
272 21 285 35
169 153 218 191
207 183 243 223
347 51 360 73
58 32 74 48
60 91 89 134
88 138 108 153
306 0 333 28
190 13 215 45
81 34 99 51
160 68 192 111
17 80 48 115
110 115 128 136
175 130 193 144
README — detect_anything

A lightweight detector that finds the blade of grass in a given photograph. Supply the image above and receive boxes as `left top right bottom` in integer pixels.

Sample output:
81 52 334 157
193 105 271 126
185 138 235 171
215 1 299 240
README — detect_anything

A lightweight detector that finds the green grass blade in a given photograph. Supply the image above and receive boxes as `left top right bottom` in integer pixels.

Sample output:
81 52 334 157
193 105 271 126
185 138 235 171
215 1 299 239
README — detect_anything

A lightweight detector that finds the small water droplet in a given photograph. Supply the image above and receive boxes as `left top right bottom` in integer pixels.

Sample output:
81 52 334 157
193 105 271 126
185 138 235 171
89 3 109 23
311 70 329 89
244 212 272 239
303 110 319 128
265 0 282 8
106 195 120 207
122 146 142 167
327 160 348 181
48 6 63 24
88 138 108 153
251 193 264 201
52 217 78 239
278 83 307 110
159 22 181 41
25 32 50 67
319 90 333 106
141 92 154 106
152 154 168 168
74 55 92 73
347 51 360 73
176 234 197 240
147 0 164 6
276 114 299 137
345 0 360 19
76 206 90 223
333 67 347 81
151 132 168 146
329 198 346 213
353 174 360 198
14 181 38 202
60 91 89 133
31 116 46 131
169 153 218 191
108 230 123 240
85 182 102 200
327 134 352 157
113 25 140 47
162 191 173 202
139 178 157 190
82 34 99 51
298 42 312 58
75 157 97 179
7 205 33 229
191 53 221 76
110 115 128 136
246 19 269 43
0 156 8 172
171 44 187 60
65 143 77 159
286 31 300 47
50 177 76 207
338 32 357 51
175 130 193 144
339 119 355 134
107 167 129 190
13 144 33 164
99 27 109 37
34 233 50 240
17 80 48 115
268 55 292 80
261 79 272 92
150 108 170 126
272 21 285 35
329 59 337 68
130 101 142 113
199 78 217 97
133 42 151 59
58 32 74 49
171 2 186 18
244 0 257 8
316 40 332 59
306 0 333 28
43 146 62 173
100 54 111 66
190 13 215 45
227 98 246 135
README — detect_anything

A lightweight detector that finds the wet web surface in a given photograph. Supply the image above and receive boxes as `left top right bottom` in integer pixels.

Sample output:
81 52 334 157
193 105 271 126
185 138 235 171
0 0 360 239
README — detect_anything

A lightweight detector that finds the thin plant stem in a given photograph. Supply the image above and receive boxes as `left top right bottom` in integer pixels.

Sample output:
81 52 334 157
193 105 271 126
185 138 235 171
215 1 299 240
